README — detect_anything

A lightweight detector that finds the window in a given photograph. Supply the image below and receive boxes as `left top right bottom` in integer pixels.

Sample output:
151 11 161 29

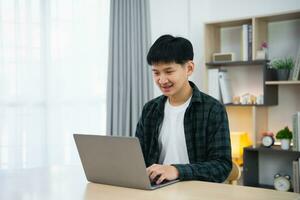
0 0 110 168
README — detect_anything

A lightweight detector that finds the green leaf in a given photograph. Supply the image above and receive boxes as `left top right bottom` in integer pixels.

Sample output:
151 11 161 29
276 126 293 139
271 57 294 70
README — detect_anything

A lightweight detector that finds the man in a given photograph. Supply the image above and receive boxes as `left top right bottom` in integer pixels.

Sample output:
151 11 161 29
135 35 232 185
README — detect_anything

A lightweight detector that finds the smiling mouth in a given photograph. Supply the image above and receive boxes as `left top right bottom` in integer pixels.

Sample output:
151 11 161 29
160 84 173 91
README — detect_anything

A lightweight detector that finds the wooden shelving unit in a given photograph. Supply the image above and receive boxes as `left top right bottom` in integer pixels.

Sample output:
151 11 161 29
204 10 300 191
204 9 300 146
265 81 300 85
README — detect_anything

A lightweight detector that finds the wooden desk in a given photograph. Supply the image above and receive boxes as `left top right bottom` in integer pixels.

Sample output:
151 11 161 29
0 165 299 200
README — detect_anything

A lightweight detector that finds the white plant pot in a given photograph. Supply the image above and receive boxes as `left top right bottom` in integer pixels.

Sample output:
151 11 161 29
280 139 290 150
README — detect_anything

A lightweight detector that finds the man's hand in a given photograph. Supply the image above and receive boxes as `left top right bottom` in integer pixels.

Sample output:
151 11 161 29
146 164 179 185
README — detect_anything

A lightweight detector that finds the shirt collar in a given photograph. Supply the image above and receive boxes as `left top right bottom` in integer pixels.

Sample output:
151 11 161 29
189 81 203 103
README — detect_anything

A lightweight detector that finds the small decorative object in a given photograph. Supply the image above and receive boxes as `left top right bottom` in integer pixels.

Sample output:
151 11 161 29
261 131 275 148
274 174 291 192
240 94 248 105
261 41 268 59
271 57 294 80
213 52 235 62
241 93 256 105
256 94 264 105
276 126 293 150
256 41 268 59
261 41 268 49
232 96 240 104
249 95 256 104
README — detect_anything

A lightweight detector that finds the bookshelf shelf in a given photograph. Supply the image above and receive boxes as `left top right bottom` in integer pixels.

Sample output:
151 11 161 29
245 145 300 154
206 18 252 28
256 11 300 22
265 81 300 85
225 104 269 107
206 60 269 67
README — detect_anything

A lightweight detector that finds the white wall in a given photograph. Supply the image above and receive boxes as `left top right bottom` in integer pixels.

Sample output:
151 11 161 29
149 0 190 40
149 0 191 96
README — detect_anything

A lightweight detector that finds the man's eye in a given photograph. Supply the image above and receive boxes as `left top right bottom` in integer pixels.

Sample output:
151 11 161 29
166 71 173 74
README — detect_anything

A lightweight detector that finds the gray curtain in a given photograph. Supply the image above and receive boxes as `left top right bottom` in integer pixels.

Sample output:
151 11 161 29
106 0 153 137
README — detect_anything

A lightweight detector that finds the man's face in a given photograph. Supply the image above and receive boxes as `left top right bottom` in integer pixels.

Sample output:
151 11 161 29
151 61 194 97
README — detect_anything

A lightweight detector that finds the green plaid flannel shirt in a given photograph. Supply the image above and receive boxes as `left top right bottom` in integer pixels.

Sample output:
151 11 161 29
135 81 232 183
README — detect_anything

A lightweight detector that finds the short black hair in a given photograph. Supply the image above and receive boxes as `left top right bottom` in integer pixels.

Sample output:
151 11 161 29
147 34 194 65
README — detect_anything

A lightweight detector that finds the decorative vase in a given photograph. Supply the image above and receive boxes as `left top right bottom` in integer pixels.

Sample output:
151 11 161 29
262 47 268 59
276 69 290 80
280 139 290 150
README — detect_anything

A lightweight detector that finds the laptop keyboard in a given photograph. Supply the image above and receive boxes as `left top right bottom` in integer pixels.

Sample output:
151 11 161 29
150 179 169 186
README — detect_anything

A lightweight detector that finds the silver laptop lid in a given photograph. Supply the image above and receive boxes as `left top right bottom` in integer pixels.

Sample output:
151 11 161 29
74 134 154 190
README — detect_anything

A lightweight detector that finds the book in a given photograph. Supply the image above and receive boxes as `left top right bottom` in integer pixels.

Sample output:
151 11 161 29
242 24 248 61
293 112 300 151
219 71 233 104
247 25 253 61
293 160 299 193
208 69 221 101
293 113 298 151
298 158 300 193
292 45 300 80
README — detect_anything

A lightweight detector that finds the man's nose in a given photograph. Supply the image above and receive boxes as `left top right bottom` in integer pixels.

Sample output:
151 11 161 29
158 75 168 84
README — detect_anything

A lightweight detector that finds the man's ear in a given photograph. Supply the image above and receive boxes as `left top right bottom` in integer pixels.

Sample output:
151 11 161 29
186 61 194 76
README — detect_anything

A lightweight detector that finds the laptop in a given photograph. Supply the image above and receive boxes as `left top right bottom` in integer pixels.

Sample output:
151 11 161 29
73 134 179 190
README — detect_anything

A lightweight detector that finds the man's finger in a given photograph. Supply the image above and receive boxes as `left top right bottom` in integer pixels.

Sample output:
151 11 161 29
146 164 157 171
149 170 160 181
156 174 166 185
146 164 159 176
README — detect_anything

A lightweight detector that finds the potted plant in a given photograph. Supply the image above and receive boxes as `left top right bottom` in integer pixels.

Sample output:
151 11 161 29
271 57 294 80
276 126 293 150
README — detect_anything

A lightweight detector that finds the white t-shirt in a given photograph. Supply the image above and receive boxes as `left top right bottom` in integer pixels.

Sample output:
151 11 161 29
158 97 191 165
